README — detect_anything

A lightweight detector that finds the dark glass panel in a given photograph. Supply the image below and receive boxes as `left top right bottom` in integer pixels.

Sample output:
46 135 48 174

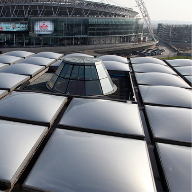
60 64 70 78
85 81 102 95
55 78 69 93
48 74 58 89
85 66 98 80
55 61 64 76
70 66 79 79
67 80 85 95
78 66 84 80
90 66 99 79
65 65 73 78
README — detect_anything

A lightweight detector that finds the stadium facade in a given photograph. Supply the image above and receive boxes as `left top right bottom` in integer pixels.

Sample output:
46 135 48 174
0 0 143 46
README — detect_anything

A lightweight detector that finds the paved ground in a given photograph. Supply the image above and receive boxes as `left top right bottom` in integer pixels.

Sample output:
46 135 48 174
0 41 157 56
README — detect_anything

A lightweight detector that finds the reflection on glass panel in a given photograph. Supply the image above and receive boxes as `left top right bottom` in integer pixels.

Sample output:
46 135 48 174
96 64 107 79
60 64 70 77
100 78 113 94
67 80 85 95
85 81 102 95
55 61 64 76
85 66 92 80
71 66 79 79
65 65 73 78
85 66 99 80
55 78 69 93
48 74 58 89
91 66 98 79
78 66 84 80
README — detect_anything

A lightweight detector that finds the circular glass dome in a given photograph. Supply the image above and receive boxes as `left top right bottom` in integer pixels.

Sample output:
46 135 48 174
47 57 117 96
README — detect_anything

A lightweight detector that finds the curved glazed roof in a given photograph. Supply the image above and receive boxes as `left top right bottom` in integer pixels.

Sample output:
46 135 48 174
174 66 192 76
59 98 144 138
185 76 192 84
63 53 94 58
32 52 63 60
139 85 192 108
145 105 192 145
166 59 192 67
103 61 130 72
17 57 55 67
132 63 176 74
0 120 47 187
135 72 191 88
0 90 8 100
23 129 156 192
0 55 23 64
98 55 128 63
3 51 34 58
0 64 45 77
49 60 63 71
0 63 8 70
155 143 191 192
130 57 166 65
0 0 138 18
0 73 30 91
0 92 67 126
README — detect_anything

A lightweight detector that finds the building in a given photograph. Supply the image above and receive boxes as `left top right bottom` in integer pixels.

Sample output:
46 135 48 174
157 23 192 43
0 0 143 46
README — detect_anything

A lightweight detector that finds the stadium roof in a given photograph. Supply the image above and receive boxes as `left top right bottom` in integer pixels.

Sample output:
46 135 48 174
0 0 138 18
0 53 191 192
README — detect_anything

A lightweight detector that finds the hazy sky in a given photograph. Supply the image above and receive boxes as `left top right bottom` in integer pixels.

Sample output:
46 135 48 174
93 0 192 22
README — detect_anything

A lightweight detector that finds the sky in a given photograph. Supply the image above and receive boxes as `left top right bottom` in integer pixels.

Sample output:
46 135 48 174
93 0 192 22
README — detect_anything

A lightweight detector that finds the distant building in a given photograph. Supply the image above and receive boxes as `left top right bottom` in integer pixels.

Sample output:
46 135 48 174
0 0 143 46
157 23 192 43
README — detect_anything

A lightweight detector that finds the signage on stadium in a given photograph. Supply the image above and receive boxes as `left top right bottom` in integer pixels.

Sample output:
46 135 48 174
34 21 54 34
0 22 28 32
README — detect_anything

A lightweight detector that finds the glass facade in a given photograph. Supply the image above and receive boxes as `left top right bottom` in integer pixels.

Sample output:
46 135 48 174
47 58 117 96
0 17 143 46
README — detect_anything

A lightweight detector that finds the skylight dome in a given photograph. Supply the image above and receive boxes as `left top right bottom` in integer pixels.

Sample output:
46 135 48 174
47 57 117 96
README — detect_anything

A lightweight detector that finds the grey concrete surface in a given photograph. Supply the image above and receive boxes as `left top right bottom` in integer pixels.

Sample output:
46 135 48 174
0 41 157 56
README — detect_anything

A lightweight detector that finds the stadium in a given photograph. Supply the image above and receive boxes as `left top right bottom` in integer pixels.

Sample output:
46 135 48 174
0 0 143 46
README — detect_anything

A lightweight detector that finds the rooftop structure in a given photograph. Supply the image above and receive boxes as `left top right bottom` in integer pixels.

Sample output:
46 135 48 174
0 52 191 192
47 57 117 96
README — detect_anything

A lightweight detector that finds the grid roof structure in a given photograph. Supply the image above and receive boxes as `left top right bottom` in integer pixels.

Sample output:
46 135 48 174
3 51 35 58
98 55 128 63
134 72 191 88
0 120 48 188
166 59 192 67
23 129 156 192
185 76 192 84
59 98 144 139
0 92 67 126
155 143 191 192
132 63 176 74
49 60 63 71
0 54 191 192
0 73 30 91
138 85 192 108
0 55 23 64
130 57 167 65
145 105 191 146
174 66 192 76
0 64 45 77
102 61 130 72
0 90 8 100
0 63 9 70
31 52 63 60
16 57 55 67
63 53 94 58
